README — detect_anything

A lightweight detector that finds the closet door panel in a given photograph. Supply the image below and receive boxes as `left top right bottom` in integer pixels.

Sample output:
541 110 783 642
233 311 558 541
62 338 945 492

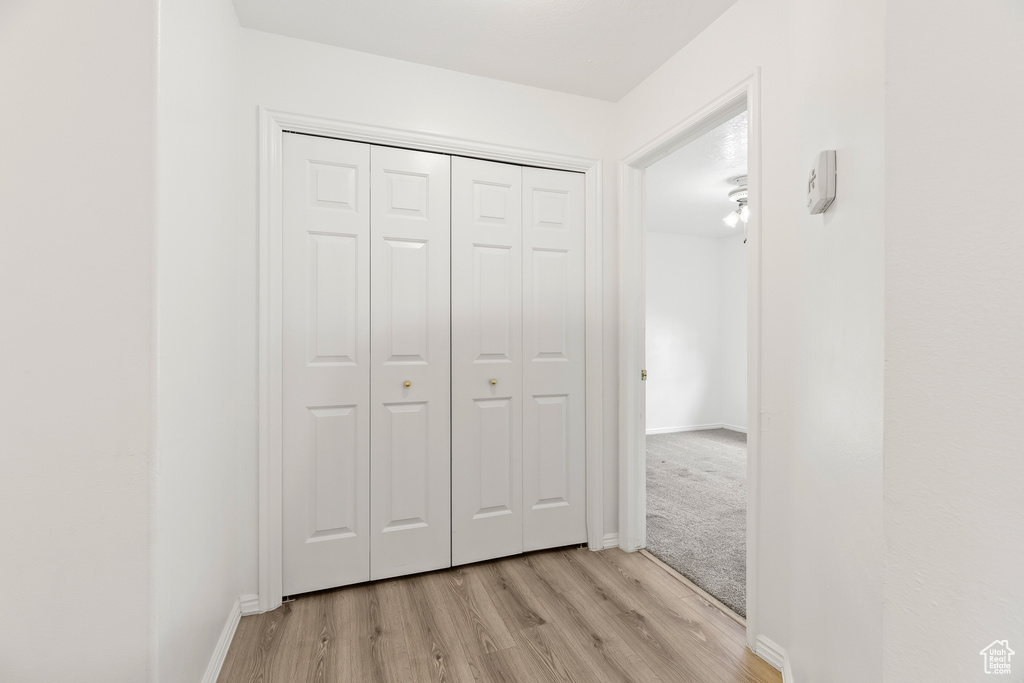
522 167 587 551
451 158 523 566
282 133 371 595
370 146 451 580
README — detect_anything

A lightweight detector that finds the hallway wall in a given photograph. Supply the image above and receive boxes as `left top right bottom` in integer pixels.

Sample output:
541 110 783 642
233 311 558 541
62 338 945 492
884 1 1024 679
618 0 886 679
0 0 155 679
154 0 242 680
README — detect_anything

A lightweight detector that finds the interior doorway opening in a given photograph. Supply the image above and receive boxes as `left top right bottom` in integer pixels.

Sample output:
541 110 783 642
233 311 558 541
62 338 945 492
619 75 762 648
643 110 749 619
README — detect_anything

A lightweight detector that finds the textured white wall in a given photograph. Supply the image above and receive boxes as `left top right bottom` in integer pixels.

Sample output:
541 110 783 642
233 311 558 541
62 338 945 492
232 29 620 594
884 2 1024 680
619 0 885 678
0 1 155 680
154 0 242 680
644 233 746 433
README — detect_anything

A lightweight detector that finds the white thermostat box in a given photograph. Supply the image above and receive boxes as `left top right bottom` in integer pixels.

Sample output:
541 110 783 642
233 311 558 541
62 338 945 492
807 150 836 214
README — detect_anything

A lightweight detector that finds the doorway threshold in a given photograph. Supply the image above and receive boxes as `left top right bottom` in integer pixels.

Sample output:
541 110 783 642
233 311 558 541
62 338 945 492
639 548 745 628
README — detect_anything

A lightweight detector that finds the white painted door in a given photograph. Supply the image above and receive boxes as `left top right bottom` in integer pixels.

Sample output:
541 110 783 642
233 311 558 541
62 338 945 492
282 133 371 595
369 146 452 580
451 158 524 566
522 167 587 551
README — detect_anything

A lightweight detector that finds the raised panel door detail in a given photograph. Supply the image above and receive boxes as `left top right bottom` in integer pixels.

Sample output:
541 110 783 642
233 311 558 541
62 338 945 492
311 162 359 209
308 406 358 538
475 245 512 361
384 239 429 363
474 181 512 224
381 402 430 530
474 398 514 516
531 249 568 360
531 395 570 508
385 171 429 218
532 189 569 230
309 234 358 365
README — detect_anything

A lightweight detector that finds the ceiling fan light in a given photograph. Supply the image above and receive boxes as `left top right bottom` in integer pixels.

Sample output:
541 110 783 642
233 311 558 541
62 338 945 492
739 204 750 222
723 210 740 228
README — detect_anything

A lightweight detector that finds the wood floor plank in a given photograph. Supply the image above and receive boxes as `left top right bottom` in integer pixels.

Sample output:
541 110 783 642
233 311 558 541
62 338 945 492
366 579 417 683
426 567 516 655
508 552 666 683
474 557 548 632
590 550 777 683
550 549 762 682
218 548 781 683
325 582 375 683
599 549 749 647
400 573 480 683
473 643 537 683
513 623 600 683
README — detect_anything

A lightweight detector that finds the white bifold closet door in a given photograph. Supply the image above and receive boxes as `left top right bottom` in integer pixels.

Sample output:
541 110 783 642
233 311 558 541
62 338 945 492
452 160 587 564
451 158 524 565
282 135 451 594
283 134 582 594
368 145 451 581
282 134 371 595
521 167 587 550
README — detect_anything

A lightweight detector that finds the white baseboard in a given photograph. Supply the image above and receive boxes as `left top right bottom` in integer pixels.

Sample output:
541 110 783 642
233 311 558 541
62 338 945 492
239 593 261 616
202 598 241 683
754 635 793 681
600 532 619 549
646 423 749 435
754 635 785 670
646 423 724 435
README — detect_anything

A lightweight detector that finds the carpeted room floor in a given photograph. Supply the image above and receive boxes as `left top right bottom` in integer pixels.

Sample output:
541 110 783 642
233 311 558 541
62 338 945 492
646 428 747 617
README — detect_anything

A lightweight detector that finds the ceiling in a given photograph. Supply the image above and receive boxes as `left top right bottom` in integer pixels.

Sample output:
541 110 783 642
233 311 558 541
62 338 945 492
231 0 739 102
645 111 747 239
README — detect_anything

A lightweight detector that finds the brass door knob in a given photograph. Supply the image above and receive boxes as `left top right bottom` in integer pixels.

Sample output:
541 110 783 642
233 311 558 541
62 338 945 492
404 380 411 388
490 379 498 386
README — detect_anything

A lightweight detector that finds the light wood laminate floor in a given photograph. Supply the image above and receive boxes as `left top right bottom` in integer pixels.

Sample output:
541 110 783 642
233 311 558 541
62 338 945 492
217 547 781 683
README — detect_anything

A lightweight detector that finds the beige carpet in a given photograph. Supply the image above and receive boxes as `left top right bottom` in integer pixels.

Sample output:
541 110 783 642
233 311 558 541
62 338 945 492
646 428 746 616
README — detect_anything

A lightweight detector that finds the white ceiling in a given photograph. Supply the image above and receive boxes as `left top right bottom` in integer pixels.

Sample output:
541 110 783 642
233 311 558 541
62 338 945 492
230 0 740 102
645 111 747 239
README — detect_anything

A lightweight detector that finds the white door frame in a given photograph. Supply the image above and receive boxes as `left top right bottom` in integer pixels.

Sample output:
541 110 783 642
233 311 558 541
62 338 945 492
257 107 604 613
617 73 762 649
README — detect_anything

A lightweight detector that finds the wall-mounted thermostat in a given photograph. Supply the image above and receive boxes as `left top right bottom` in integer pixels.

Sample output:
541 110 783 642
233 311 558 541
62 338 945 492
807 150 836 214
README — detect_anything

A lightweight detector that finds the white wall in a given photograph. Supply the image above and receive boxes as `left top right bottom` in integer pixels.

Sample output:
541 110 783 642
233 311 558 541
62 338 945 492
884 2 1024 680
619 0 885 679
720 235 747 430
232 29 622 594
645 232 746 433
0 1 155 680
154 0 241 680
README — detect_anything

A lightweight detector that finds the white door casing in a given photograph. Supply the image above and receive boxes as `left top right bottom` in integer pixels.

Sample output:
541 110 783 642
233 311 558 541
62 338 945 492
522 167 587 551
282 133 371 595
451 157 524 566
368 145 452 580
